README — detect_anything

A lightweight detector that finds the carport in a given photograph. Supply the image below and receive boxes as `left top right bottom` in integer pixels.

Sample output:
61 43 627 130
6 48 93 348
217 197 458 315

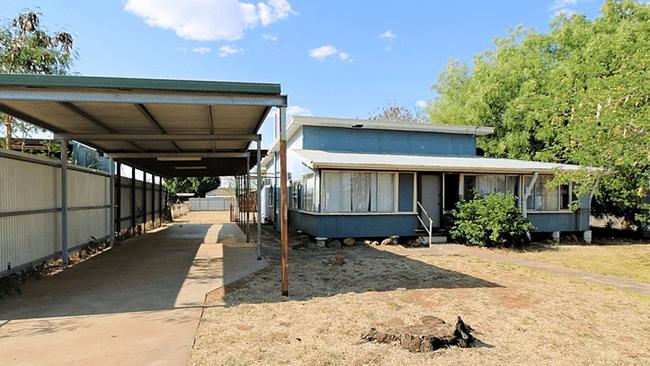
0 74 290 295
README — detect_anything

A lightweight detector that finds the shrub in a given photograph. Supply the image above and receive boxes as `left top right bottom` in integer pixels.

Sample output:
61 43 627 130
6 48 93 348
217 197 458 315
450 191 533 247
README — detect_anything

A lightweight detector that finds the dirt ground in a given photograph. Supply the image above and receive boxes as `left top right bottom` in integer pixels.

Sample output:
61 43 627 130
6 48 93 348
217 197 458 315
190 239 650 366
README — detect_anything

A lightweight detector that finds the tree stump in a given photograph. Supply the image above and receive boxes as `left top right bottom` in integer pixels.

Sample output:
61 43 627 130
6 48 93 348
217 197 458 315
360 316 474 352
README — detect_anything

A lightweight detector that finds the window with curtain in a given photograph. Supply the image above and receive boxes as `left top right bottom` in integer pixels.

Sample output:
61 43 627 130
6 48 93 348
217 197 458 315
322 170 396 213
302 173 315 211
525 175 570 211
465 174 519 198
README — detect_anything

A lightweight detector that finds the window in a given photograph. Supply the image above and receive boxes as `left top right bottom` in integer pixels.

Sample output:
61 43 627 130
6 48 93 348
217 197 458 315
525 175 570 211
464 174 519 198
302 173 315 211
322 170 397 213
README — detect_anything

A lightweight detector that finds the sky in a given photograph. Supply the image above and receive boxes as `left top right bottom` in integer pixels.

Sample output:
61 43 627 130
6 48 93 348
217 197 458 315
0 0 603 148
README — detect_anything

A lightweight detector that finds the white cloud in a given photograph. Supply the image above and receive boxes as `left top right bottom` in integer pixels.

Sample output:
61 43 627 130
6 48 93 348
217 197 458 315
308 45 338 60
415 100 427 109
262 33 278 42
549 0 584 16
219 44 242 57
286 105 312 119
308 45 352 62
124 0 295 42
379 30 396 41
191 47 211 54
379 29 396 52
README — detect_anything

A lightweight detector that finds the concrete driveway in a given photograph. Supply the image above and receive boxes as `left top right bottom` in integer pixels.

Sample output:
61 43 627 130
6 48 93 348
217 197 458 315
0 212 268 366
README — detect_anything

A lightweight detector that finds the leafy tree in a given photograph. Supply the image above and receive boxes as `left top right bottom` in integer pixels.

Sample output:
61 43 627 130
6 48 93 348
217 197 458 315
164 177 221 197
429 0 650 227
0 11 75 148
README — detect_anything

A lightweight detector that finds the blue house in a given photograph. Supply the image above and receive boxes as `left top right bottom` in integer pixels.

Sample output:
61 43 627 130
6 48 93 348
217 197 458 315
261 116 592 242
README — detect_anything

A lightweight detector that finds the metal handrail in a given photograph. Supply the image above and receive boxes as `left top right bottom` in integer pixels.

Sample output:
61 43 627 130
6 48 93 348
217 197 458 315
416 201 433 245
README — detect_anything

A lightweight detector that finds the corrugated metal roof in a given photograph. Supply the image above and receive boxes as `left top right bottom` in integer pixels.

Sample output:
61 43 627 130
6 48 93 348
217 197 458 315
0 74 281 94
293 149 591 174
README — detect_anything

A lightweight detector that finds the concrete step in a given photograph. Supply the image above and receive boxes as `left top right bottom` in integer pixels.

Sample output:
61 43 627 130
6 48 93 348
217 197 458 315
418 235 448 245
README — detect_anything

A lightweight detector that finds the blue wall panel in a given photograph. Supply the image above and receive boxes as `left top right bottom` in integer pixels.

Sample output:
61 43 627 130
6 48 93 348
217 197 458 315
398 173 414 212
302 126 476 156
289 211 419 238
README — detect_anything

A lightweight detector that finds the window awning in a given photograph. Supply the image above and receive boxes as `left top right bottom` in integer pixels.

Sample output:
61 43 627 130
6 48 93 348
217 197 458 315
293 149 593 174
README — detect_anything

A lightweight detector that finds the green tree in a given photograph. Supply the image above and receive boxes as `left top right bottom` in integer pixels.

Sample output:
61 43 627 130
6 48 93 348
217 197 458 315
0 11 75 148
429 0 650 227
164 177 221 197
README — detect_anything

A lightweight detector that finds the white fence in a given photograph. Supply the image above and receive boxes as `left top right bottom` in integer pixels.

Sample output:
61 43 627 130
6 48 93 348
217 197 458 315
0 149 111 276
189 197 233 211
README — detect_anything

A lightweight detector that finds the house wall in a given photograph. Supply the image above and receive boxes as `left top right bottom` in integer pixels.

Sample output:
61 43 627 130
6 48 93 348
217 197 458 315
528 195 591 232
302 126 477 156
289 210 419 238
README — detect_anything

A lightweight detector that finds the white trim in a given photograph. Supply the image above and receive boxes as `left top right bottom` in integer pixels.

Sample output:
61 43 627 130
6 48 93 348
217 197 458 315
442 172 446 212
527 210 574 214
413 172 417 212
394 173 399 212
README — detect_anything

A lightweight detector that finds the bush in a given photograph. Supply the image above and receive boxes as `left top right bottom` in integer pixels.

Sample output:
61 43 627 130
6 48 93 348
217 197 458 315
450 192 533 247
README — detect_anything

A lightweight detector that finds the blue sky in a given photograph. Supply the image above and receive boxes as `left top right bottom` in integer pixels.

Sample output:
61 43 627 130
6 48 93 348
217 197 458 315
0 0 602 147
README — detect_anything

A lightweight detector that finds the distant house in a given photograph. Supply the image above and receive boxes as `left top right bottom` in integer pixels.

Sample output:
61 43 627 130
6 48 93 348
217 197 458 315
261 116 592 241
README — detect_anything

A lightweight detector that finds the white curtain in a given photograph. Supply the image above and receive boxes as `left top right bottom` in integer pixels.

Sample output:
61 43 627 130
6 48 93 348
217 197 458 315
351 172 371 211
322 171 351 212
541 177 559 211
375 173 395 212
322 171 396 213
476 175 506 194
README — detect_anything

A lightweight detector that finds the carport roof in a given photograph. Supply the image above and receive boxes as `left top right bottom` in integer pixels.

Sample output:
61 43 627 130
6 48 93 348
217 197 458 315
0 74 285 177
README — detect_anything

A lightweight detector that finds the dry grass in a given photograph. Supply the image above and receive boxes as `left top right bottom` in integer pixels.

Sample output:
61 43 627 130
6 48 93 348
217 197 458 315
509 243 650 284
190 245 650 366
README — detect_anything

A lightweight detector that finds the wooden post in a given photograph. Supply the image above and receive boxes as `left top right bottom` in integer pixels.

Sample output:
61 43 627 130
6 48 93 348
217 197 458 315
279 106 289 296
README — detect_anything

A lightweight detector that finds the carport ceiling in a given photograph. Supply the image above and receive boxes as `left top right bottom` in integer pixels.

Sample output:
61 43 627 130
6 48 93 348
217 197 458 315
0 74 285 177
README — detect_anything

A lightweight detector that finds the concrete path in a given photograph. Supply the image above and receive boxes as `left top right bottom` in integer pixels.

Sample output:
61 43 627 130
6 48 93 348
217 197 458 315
386 244 650 296
0 212 268 366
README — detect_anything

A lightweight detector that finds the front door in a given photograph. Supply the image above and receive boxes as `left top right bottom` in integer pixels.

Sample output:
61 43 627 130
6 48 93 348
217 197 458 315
419 174 442 228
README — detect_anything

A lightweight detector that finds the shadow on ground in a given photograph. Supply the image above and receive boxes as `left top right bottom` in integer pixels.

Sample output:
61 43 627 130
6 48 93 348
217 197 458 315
221 224 501 306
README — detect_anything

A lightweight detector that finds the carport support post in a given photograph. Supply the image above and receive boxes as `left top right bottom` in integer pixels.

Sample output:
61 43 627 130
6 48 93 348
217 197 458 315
115 161 122 239
159 177 163 224
143 172 147 232
256 139 262 260
60 139 69 267
151 175 155 227
279 106 289 296
131 168 136 234
246 153 250 243
109 157 115 245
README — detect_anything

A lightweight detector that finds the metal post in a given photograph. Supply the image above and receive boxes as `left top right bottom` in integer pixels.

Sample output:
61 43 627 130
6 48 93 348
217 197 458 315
158 177 163 224
163 185 168 222
246 153 250 243
143 172 147 232
109 157 115 245
151 175 155 227
60 139 69 267
131 167 136 234
279 106 289 296
256 139 262 260
115 161 122 238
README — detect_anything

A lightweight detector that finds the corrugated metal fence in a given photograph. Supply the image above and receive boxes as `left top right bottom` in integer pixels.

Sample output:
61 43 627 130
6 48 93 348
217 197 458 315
0 150 166 277
0 149 111 276
189 197 233 211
